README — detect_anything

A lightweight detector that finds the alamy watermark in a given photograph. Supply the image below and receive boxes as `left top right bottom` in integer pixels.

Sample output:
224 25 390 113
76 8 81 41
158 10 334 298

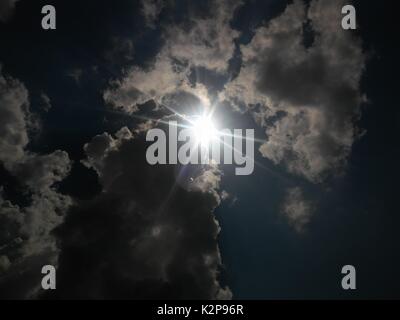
145 120 255 175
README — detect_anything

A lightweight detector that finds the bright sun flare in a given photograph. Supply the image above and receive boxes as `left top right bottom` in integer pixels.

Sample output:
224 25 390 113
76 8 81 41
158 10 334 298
191 115 217 146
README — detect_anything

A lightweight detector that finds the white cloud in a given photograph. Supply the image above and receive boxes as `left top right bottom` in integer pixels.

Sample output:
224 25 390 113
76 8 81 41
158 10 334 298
104 54 188 113
187 164 222 199
102 0 365 238
223 0 366 182
164 0 242 72
104 0 243 114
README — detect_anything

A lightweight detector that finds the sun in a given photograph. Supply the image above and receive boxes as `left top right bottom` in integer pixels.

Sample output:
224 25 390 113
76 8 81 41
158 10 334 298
191 114 217 146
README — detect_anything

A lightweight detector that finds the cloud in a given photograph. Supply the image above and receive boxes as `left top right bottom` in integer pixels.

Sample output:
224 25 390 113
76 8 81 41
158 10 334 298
0 0 361 298
0 67 30 168
0 184 72 299
187 164 221 197
13 151 71 191
281 187 315 233
0 0 19 23
39 93 52 112
104 0 243 114
49 127 231 299
164 0 242 72
0 255 11 272
0 68 72 298
104 54 188 113
10 150 72 260
141 0 164 29
223 0 366 182
220 190 238 207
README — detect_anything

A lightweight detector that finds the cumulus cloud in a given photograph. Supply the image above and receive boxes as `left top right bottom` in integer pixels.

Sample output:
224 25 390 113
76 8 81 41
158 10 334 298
0 68 72 298
0 0 19 23
0 180 72 298
104 0 243 114
0 67 30 168
104 55 188 113
223 0 366 182
164 0 242 72
188 164 221 196
26 0 365 299
281 187 315 233
49 127 230 299
102 0 360 242
107 0 365 184
13 151 71 191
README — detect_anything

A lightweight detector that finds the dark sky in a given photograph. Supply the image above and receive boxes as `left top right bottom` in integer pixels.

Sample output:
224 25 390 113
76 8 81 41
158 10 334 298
0 0 399 299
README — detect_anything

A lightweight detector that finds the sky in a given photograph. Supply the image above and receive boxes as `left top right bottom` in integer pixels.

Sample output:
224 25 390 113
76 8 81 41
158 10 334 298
0 0 399 299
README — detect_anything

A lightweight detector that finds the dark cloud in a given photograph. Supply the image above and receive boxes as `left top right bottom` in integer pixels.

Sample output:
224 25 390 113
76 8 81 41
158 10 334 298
49 127 230 299
0 66 29 168
0 68 72 298
12 151 71 191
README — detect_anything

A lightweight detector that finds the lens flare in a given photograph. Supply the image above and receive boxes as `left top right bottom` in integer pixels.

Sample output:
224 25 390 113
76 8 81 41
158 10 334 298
191 115 217 146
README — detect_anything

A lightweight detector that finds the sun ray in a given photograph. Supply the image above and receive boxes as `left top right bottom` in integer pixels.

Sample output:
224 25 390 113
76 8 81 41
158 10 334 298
218 130 267 145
